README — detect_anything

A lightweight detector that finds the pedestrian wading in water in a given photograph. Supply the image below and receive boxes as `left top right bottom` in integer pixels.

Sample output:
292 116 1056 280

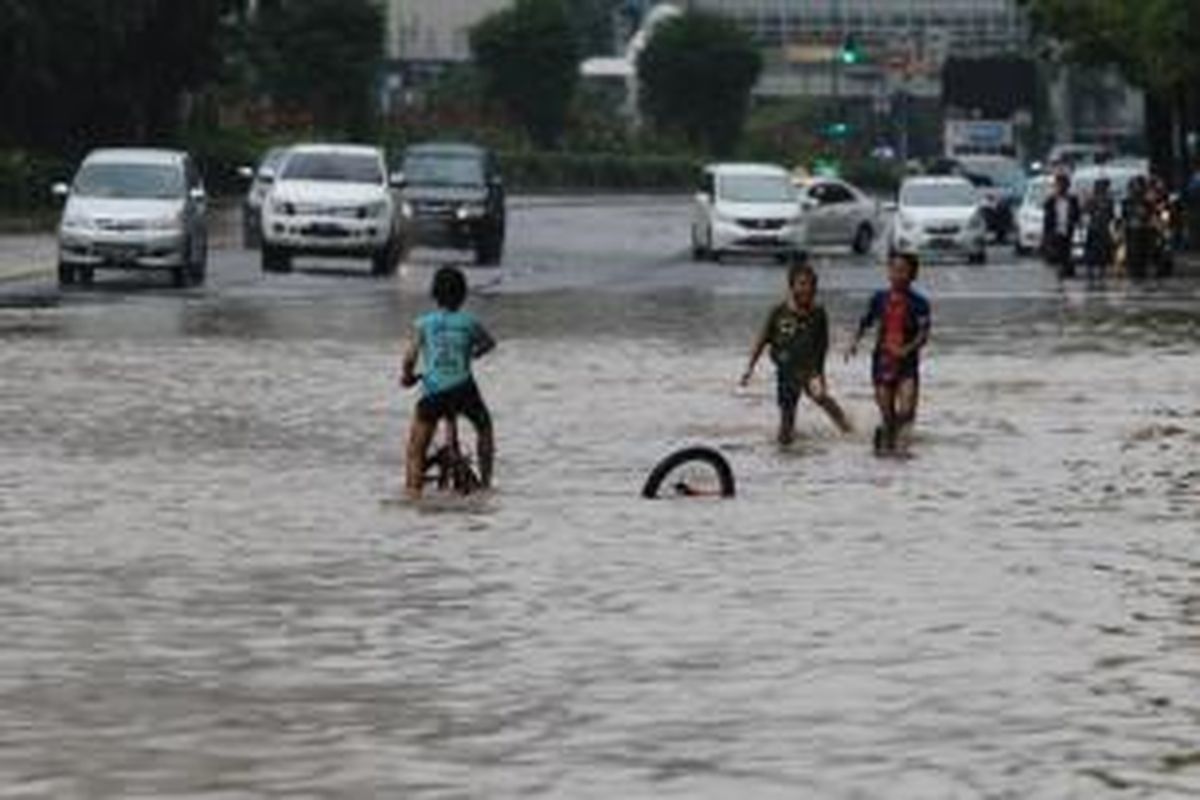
741 258 853 445
847 252 931 455
400 266 496 500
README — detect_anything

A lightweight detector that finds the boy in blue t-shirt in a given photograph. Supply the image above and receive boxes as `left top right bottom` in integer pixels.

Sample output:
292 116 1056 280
400 266 496 498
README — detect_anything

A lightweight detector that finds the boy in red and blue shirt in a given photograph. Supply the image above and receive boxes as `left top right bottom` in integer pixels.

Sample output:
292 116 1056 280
848 253 931 454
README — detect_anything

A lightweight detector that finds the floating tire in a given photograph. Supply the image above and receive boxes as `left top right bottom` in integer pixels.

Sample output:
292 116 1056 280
641 446 735 499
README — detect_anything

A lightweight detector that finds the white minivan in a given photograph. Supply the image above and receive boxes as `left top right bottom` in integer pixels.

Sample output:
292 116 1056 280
691 163 806 262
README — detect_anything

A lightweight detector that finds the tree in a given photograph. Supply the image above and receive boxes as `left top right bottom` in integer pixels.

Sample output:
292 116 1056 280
1020 0 1200 181
470 0 580 149
0 0 236 151
251 0 384 136
636 11 762 156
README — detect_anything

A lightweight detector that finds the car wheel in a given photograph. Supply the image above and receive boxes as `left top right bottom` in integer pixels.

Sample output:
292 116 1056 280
172 266 189 288
57 261 76 287
474 234 501 266
690 227 708 261
372 238 400 276
852 223 874 255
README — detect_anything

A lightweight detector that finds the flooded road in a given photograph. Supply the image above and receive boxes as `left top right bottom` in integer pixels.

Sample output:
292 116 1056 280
1 196 1199 797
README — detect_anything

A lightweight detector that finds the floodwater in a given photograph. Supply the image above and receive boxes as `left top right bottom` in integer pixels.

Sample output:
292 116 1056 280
1 197 1199 797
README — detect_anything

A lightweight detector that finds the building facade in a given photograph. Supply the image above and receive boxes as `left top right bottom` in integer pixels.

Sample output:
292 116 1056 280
385 0 510 62
684 0 1027 98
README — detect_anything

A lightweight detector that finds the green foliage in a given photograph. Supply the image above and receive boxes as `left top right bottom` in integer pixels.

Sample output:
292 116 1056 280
470 0 581 149
636 11 763 156
1022 0 1200 95
251 0 384 138
0 0 235 151
499 151 700 191
181 126 274 196
0 150 71 213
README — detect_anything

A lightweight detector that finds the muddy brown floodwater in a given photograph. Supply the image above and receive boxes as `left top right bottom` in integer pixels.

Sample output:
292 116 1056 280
0 196 1198 797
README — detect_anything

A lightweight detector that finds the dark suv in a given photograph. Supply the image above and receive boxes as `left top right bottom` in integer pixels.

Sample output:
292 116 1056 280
399 143 505 265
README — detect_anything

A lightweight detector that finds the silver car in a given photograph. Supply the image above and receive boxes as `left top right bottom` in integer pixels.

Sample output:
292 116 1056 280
54 148 208 287
794 176 880 254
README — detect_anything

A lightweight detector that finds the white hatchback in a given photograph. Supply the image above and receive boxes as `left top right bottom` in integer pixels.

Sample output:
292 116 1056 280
891 176 988 264
691 163 805 262
259 144 404 276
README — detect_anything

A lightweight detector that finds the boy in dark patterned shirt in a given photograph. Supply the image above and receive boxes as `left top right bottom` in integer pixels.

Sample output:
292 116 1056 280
741 260 853 445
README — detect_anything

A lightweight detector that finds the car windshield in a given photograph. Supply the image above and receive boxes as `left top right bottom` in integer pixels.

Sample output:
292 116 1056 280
901 182 977 207
281 152 382 184
719 174 795 203
403 153 485 187
73 163 184 200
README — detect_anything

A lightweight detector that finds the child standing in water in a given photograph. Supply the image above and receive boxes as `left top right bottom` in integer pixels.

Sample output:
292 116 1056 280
400 266 496 499
847 252 931 455
741 260 853 445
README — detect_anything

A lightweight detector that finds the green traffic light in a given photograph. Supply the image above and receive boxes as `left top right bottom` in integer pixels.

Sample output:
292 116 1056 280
840 35 861 65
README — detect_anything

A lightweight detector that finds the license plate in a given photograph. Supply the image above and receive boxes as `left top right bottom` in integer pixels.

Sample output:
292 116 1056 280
304 223 350 238
98 244 138 261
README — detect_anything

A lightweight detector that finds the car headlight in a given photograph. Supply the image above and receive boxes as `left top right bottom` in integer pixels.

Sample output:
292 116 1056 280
456 203 485 220
271 199 295 216
898 213 917 231
968 213 985 231
364 200 389 219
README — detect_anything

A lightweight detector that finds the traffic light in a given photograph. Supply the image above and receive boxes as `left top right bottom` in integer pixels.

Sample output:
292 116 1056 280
826 121 851 138
839 35 861 65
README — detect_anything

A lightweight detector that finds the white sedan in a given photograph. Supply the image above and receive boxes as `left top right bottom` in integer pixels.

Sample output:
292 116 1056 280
793 176 881 254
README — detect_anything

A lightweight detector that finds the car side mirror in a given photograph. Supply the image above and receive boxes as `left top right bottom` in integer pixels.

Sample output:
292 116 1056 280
189 187 207 202
389 171 407 189
695 191 712 204
51 182 70 200
258 167 276 184
800 197 818 211
237 165 255 180
882 201 898 213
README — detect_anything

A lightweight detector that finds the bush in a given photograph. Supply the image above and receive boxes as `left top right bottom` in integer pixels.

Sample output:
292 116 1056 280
0 150 72 213
498 151 700 191
182 126 275 197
